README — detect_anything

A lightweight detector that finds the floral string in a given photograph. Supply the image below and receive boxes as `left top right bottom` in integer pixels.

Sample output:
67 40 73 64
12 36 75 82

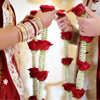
70 3 93 100
37 5 55 100
56 10 73 100
28 10 39 98
27 3 94 100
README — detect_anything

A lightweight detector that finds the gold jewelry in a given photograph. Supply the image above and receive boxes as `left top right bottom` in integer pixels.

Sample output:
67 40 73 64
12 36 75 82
32 17 43 35
17 24 27 42
14 26 22 42
29 20 39 36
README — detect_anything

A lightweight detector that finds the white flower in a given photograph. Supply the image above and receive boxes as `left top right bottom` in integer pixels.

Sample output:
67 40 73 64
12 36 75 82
3 79 8 85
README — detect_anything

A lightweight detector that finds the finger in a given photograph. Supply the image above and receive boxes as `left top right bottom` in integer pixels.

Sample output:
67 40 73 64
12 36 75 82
54 15 59 20
80 31 86 36
57 16 69 24
27 15 34 18
77 22 84 27
76 16 88 24
85 7 97 18
48 9 57 15
60 24 67 31
59 21 69 28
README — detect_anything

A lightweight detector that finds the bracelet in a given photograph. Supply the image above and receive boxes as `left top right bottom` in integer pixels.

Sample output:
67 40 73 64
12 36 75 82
24 22 35 39
17 24 27 42
32 17 43 35
28 20 38 36
14 26 22 42
14 17 43 42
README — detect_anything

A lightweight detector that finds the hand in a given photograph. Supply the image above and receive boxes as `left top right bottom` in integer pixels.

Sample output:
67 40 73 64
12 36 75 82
76 7 100 36
35 9 57 29
55 15 73 32
21 15 34 23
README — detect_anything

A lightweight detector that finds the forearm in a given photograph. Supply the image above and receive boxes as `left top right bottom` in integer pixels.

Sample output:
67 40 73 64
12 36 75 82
0 27 20 50
0 17 43 50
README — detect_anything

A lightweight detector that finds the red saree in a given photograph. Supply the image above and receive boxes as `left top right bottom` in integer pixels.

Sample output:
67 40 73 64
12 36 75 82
0 0 23 99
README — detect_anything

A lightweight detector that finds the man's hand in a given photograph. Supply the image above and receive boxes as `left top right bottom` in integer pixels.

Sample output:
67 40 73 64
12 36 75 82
77 7 100 36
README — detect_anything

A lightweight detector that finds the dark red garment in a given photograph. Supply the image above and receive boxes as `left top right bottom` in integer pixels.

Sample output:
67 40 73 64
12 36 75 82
0 0 4 27
0 51 20 99
97 36 100 100
0 0 20 99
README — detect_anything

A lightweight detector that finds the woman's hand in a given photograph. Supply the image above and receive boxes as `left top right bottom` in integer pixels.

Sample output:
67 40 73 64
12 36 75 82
77 7 100 36
55 15 73 32
21 15 34 23
35 9 57 29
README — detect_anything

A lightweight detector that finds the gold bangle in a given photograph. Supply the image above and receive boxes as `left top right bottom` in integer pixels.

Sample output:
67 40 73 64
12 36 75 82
17 24 27 42
24 22 36 39
32 17 43 35
29 20 39 36
14 26 22 42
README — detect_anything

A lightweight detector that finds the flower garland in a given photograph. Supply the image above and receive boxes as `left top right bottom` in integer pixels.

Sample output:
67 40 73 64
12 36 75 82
68 3 94 100
27 3 95 100
37 5 55 100
56 10 73 100
28 10 39 100
28 5 55 100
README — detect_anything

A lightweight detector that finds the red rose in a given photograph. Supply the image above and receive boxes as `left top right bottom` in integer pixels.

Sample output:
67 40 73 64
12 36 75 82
40 5 55 12
38 40 53 51
80 35 94 43
30 10 37 15
62 83 75 91
72 86 85 99
71 3 85 16
56 10 66 17
28 96 37 100
61 57 73 66
28 68 39 78
77 60 90 71
28 40 39 51
37 71 49 81
61 31 72 40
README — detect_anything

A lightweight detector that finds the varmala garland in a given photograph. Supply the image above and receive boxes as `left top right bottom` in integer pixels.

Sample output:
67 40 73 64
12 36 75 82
28 5 55 100
27 3 95 100
67 3 94 100
56 10 73 100
28 10 39 98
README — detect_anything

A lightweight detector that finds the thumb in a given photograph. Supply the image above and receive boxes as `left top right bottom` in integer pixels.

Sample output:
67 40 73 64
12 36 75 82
85 7 97 18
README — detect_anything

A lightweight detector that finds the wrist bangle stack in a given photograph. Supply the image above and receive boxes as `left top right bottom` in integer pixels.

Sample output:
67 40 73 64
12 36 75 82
14 17 43 42
32 17 43 35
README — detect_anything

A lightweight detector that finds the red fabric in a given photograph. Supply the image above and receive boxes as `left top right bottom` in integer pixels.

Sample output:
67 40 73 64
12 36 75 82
0 0 4 27
0 51 20 99
97 36 100 100
86 0 90 6
0 0 19 99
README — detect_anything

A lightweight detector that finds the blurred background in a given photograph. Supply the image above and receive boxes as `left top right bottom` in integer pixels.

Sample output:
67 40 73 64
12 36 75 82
9 0 82 100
